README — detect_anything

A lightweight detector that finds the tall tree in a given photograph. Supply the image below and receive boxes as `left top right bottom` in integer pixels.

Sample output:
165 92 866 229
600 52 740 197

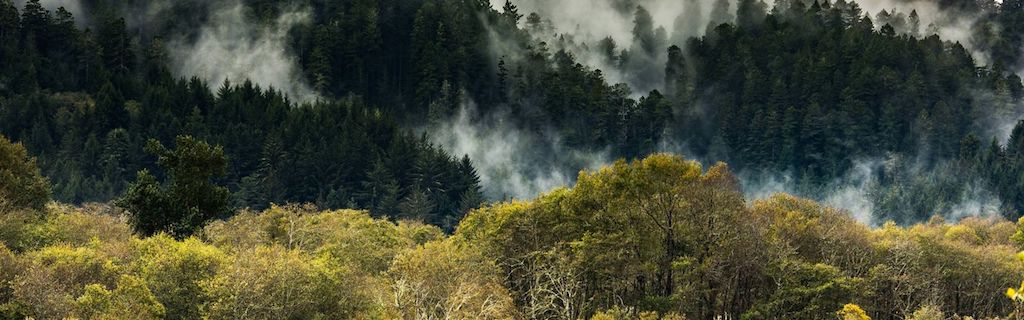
117 136 229 238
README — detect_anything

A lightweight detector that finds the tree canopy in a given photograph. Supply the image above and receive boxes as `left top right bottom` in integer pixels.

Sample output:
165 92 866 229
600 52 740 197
0 153 1019 319
0 134 49 211
117 136 230 238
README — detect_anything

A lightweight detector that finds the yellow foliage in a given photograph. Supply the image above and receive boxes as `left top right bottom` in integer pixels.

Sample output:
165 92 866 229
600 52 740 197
836 303 870 320
591 312 616 320
387 240 517 319
945 225 982 245
75 275 165 320
590 308 686 320
0 208 43 251
0 243 19 303
1006 253 1024 304
751 193 872 271
204 204 440 275
130 234 226 319
907 305 944 320
3 153 1024 319
13 243 125 319
202 244 360 319
42 204 133 246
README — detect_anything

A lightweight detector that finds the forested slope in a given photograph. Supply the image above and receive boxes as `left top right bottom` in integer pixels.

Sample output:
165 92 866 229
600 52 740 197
0 0 484 229
3 0 1024 222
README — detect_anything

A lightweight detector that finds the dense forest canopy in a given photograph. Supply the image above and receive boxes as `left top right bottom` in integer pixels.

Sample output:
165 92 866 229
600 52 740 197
0 0 487 231
2 0 1024 224
2 152 1024 319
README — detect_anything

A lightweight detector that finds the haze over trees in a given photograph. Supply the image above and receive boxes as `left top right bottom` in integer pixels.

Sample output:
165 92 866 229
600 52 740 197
3 0 1024 222
2 0 1024 318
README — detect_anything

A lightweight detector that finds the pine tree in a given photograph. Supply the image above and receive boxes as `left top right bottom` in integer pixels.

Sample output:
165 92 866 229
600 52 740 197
359 159 400 216
398 187 435 222
97 16 133 75
632 6 658 55
907 9 920 37
501 0 523 24
665 45 689 100
117 136 229 238
737 0 768 28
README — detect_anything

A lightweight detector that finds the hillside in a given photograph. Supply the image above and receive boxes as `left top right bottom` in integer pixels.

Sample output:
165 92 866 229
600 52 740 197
2 0 1024 318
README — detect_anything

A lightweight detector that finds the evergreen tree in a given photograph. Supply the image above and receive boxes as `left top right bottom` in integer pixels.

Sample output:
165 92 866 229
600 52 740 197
501 0 522 25
398 187 435 222
118 136 229 238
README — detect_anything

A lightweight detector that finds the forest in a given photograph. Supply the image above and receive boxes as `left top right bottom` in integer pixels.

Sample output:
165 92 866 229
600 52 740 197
2 0 1024 318
3 141 1024 319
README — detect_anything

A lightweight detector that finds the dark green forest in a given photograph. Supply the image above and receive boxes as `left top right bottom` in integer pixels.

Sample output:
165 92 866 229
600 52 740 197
3 0 1024 223
1 0 488 230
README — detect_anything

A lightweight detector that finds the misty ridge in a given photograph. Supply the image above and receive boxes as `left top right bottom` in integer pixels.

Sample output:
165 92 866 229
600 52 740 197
3 0 1024 226
464 0 1024 225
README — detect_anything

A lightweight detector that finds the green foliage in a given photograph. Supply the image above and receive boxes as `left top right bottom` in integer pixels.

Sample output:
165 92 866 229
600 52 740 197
459 154 767 318
0 243 19 318
743 261 865 320
0 208 44 252
117 136 229 238
0 3 484 230
1012 217 1024 249
0 134 49 211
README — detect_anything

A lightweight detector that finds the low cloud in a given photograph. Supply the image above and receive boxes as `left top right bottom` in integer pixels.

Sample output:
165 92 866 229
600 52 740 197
428 101 611 200
166 1 318 103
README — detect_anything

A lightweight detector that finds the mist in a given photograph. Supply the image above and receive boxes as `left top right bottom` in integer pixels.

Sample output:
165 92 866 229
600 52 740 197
853 0 993 65
166 1 318 104
491 0 720 94
12 0 319 103
13 0 86 25
736 154 1007 226
491 0 1007 96
16 0 1017 222
480 0 1019 224
428 101 611 200
491 0 690 47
